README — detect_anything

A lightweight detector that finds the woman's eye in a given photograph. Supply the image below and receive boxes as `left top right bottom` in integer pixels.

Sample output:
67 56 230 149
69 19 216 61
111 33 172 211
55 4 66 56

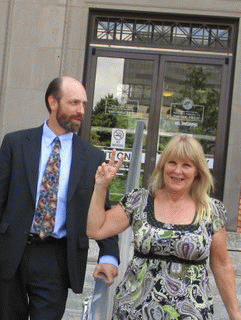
184 163 191 167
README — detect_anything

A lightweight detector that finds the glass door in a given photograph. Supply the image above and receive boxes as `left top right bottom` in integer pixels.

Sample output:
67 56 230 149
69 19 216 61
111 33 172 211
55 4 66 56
153 55 231 199
159 62 221 159
83 50 159 201
83 48 231 201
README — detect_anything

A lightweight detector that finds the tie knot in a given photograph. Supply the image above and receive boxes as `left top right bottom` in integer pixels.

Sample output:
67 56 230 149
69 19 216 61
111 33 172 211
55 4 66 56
53 137 61 153
53 136 61 146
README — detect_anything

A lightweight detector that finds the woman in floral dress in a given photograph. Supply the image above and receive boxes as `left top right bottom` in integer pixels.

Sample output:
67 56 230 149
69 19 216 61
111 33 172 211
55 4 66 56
87 134 241 320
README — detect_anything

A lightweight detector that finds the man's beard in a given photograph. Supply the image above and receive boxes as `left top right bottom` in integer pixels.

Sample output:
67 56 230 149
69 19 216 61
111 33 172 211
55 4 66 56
56 105 82 133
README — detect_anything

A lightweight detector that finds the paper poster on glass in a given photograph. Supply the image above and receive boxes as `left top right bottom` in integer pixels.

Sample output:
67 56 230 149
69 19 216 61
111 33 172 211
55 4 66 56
170 98 204 127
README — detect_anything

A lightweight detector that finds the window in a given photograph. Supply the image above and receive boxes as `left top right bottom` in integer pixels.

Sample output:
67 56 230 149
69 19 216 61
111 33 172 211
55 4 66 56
94 16 234 52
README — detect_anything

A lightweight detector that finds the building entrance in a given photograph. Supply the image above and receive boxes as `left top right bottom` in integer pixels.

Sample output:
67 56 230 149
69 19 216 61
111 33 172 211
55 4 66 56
82 48 231 201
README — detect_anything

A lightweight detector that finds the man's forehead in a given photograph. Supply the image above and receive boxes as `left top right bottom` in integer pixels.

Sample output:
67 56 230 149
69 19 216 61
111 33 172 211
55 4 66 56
61 80 87 98
62 78 83 90
63 90 87 101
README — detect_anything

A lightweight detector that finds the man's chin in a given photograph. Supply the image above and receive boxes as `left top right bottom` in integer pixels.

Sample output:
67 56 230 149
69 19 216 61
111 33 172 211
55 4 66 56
58 121 80 133
67 124 80 133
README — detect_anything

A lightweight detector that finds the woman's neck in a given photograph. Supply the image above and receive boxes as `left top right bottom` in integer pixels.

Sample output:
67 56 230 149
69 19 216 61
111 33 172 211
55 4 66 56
156 188 192 203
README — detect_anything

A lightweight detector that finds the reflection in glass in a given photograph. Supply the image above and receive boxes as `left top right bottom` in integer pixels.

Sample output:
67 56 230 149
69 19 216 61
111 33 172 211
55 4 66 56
91 57 154 201
159 62 222 161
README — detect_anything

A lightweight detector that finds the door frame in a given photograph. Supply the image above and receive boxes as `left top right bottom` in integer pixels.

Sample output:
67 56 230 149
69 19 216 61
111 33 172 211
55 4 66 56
82 46 233 200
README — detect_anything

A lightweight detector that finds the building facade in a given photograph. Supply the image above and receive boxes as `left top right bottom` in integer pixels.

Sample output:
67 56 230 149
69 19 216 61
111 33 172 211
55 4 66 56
1 3 241 311
1 0 241 229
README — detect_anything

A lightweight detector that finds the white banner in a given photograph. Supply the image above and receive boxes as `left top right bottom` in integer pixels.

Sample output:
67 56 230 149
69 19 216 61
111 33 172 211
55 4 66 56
103 149 214 169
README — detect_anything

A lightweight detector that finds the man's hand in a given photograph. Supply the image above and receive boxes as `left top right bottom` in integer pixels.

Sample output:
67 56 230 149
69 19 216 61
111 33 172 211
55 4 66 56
93 263 118 285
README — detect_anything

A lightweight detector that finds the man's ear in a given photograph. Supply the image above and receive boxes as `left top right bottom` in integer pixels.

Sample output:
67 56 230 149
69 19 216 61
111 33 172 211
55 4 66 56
48 95 58 113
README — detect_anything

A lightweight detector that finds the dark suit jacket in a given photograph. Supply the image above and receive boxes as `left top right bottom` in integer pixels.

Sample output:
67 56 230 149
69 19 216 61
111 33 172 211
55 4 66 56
0 125 119 293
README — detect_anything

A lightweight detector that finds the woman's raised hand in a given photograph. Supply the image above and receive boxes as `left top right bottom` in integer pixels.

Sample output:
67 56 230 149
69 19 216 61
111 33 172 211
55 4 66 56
95 149 125 188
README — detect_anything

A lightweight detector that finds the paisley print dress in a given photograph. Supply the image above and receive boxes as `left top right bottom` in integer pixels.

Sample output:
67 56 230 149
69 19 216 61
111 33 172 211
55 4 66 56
112 189 226 320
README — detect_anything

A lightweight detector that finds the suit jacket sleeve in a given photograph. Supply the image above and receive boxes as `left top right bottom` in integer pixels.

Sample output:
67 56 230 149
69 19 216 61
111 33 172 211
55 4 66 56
0 134 12 217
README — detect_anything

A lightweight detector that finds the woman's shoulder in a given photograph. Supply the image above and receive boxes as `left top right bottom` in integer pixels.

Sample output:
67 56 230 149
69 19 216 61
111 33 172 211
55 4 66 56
128 187 149 196
119 188 150 221
210 198 226 215
119 188 150 209
121 188 149 203
208 198 227 231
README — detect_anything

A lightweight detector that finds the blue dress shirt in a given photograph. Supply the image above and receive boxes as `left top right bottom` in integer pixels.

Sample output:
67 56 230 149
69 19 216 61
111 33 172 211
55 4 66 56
32 121 118 267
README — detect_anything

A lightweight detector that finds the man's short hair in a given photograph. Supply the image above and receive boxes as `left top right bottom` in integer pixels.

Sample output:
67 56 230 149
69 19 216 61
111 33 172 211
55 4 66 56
45 77 63 113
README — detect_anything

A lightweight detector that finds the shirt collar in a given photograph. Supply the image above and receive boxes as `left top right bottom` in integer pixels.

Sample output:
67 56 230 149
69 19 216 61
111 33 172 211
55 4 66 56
43 120 74 148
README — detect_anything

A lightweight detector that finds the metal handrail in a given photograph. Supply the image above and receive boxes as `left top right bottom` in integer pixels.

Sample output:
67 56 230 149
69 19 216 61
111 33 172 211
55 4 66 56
82 120 146 320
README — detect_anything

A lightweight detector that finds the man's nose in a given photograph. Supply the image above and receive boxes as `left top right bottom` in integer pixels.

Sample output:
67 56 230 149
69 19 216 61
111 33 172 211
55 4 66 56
76 103 85 114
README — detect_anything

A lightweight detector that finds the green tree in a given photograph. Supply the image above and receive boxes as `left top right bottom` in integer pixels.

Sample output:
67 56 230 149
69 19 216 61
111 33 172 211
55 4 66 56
90 94 129 146
177 66 219 137
91 94 119 128
159 66 220 154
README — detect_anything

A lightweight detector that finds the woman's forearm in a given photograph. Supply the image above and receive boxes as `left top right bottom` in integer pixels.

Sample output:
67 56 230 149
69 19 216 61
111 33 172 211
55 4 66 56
211 259 241 319
210 228 241 319
86 151 126 239
86 185 108 237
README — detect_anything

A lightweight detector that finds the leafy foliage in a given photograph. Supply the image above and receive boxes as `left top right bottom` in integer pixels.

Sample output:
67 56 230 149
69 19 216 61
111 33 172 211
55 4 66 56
91 94 129 146
160 66 220 154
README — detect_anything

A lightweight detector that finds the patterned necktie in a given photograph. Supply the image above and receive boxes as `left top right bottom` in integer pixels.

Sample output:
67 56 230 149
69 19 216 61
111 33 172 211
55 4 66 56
33 136 61 239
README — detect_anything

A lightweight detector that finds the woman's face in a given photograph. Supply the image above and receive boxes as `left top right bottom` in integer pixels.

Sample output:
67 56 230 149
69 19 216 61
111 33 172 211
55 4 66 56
163 157 198 194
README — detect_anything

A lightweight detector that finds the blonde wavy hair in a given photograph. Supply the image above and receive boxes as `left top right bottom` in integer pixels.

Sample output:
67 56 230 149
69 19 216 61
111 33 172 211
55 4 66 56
148 134 214 223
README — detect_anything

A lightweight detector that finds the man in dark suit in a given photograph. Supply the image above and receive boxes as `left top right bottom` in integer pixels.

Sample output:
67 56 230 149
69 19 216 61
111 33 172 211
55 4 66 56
0 76 119 319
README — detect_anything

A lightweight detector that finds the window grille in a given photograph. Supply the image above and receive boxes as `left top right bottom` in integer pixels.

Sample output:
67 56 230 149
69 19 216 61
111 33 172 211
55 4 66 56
94 17 233 51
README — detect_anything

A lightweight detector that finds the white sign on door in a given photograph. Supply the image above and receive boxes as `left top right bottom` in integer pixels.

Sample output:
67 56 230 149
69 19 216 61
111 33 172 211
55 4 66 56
111 128 126 149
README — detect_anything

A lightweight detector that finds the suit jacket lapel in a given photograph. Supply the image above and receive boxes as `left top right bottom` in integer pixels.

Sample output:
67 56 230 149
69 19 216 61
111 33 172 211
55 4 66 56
22 126 43 201
23 128 87 204
67 134 86 202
